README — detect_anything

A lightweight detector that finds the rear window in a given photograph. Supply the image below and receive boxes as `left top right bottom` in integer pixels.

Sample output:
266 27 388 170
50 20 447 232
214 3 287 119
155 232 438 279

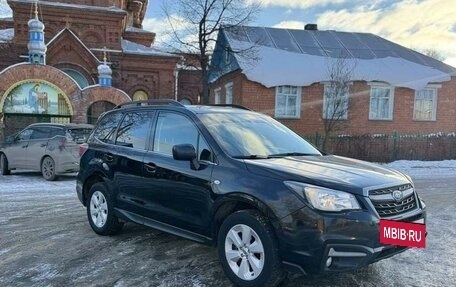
68 128 93 144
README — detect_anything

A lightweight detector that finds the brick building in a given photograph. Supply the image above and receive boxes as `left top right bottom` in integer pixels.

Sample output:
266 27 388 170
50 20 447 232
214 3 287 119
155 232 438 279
209 25 456 137
0 0 201 139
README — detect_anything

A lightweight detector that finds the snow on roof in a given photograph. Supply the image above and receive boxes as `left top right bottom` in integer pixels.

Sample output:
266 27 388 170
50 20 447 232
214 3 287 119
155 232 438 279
224 26 455 90
121 39 178 58
0 28 13 42
10 0 125 14
0 17 13 22
125 27 153 34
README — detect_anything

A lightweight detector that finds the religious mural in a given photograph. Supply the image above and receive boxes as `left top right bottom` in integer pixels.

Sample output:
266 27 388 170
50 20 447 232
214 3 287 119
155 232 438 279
2 80 71 116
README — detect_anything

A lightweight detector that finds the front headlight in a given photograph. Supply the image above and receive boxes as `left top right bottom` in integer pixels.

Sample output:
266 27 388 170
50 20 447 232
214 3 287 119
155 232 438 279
284 181 361 212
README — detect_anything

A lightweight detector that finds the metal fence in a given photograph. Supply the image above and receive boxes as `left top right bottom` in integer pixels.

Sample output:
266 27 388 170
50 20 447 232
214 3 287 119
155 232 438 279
304 132 456 162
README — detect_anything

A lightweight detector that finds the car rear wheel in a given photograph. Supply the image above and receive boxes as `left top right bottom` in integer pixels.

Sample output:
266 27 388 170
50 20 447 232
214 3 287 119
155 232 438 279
87 182 124 235
217 210 285 287
41 156 57 181
0 153 11 175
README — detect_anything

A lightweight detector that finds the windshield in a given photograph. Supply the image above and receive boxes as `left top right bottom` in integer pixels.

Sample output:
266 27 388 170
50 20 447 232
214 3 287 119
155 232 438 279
199 112 321 158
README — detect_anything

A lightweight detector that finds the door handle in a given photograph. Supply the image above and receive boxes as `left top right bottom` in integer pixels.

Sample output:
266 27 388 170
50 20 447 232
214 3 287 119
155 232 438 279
22 145 28 148
104 153 114 162
144 163 157 174
40 143 47 147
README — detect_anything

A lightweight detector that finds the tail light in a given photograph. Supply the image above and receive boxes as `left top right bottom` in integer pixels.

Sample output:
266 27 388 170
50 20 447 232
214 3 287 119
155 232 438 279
79 143 89 158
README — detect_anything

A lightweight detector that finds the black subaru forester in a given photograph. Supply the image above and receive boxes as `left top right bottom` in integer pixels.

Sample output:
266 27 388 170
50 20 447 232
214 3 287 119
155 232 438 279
77 100 426 287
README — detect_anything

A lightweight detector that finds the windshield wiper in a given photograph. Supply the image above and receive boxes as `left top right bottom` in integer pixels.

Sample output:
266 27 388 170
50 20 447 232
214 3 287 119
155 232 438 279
232 155 269 159
267 152 320 158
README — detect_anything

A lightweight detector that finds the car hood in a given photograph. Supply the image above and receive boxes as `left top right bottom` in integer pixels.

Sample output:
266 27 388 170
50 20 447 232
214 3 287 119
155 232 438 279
244 155 410 196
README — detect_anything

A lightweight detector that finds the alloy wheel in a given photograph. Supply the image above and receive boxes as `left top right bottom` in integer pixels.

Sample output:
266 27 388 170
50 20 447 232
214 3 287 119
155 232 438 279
90 191 108 228
42 157 55 179
224 224 265 281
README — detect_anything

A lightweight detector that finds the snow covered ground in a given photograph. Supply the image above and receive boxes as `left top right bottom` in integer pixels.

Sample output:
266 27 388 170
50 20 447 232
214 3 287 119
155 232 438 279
0 161 455 286
385 160 456 177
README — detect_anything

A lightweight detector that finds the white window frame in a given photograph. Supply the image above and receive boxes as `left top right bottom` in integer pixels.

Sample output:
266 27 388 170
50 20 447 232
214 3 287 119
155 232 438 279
413 87 438 121
214 87 221 104
225 82 233 104
368 83 395 120
274 85 301 119
323 83 349 120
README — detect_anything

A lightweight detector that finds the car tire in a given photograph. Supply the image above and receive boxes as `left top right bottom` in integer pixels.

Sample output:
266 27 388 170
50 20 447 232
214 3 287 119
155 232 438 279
217 209 285 287
0 153 11 175
41 156 57 181
86 182 124 235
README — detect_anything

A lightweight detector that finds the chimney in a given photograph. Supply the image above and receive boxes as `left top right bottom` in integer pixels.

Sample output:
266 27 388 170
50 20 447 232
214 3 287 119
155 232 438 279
304 24 318 31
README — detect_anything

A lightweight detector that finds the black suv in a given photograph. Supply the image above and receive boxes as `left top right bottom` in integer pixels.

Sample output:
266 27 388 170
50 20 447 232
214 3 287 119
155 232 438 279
77 100 426 286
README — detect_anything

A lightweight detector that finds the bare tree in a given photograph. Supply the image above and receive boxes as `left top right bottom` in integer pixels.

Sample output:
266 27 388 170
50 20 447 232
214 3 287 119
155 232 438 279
162 0 260 104
320 56 357 152
421 48 446 62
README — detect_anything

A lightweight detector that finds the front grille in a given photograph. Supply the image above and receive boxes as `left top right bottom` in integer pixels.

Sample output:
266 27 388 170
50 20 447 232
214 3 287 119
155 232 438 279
368 184 418 217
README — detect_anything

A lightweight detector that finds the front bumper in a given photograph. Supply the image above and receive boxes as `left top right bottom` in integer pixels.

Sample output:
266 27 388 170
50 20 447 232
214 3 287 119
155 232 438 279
277 204 426 274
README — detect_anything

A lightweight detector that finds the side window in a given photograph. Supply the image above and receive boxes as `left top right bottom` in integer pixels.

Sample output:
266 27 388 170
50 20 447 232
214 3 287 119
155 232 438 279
49 127 65 138
30 127 50 140
16 129 33 141
90 112 123 144
115 111 152 150
153 113 198 155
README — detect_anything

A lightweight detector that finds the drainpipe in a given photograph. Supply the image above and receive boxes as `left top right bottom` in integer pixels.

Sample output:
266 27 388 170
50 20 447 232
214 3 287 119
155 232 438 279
174 64 179 101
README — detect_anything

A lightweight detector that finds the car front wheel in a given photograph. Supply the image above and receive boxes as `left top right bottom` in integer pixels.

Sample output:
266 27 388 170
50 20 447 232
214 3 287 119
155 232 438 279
0 153 11 175
87 182 123 235
217 210 284 287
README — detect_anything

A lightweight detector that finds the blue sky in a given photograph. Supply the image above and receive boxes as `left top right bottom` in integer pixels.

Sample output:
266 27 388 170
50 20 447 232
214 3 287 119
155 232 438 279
143 0 456 67
0 0 454 66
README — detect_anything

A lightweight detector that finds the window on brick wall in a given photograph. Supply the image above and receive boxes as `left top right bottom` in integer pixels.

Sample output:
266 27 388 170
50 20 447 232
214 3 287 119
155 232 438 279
369 85 394 120
214 88 221 104
225 83 233 104
323 83 349 120
275 86 301 119
414 88 437 121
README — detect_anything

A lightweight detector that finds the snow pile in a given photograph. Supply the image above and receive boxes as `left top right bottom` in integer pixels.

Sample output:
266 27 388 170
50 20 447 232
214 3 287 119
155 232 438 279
385 160 456 177
0 28 14 42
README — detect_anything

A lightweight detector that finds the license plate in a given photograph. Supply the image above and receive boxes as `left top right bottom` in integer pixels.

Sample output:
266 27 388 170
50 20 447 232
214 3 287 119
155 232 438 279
380 219 426 248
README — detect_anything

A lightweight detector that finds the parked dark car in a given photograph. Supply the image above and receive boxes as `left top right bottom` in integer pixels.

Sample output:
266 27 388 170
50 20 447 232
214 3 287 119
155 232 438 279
77 100 426 286
0 123 93 180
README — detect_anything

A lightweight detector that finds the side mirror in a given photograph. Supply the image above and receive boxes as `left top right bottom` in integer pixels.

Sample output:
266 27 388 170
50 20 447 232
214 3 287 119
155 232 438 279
172 144 197 161
172 144 201 170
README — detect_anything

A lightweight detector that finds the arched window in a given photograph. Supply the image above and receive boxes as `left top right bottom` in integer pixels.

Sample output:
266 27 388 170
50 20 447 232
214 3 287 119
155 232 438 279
180 98 192 105
87 101 116 124
133 90 148 101
62 69 90 88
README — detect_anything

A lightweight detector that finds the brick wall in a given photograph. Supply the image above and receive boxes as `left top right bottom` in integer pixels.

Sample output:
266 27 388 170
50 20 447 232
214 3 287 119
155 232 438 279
210 73 456 136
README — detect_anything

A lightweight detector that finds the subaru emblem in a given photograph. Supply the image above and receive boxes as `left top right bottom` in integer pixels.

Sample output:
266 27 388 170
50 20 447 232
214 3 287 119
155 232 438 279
392 190 403 201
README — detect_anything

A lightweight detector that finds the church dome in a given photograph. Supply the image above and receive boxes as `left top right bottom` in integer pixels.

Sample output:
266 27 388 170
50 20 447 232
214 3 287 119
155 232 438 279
97 63 112 76
28 16 44 31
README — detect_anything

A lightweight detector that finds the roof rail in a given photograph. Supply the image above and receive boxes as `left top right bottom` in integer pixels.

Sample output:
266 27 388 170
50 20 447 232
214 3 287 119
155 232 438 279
115 99 185 109
206 104 251 111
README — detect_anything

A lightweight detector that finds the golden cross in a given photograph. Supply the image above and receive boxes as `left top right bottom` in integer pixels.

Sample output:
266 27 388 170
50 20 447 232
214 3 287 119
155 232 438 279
34 1 39 18
63 15 71 28
103 46 107 63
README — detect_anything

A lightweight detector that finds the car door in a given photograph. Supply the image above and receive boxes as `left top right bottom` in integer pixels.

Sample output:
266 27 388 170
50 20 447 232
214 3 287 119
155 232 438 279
25 126 52 170
112 111 154 217
4 128 33 169
141 111 215 236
